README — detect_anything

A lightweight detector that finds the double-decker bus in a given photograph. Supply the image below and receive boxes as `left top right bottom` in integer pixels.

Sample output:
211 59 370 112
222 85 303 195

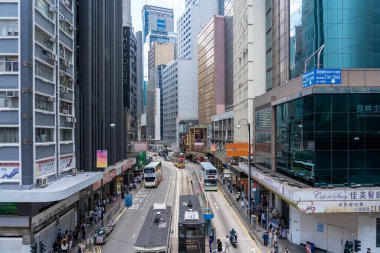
200 162 218 191
174 153 186 169
143 162 162 188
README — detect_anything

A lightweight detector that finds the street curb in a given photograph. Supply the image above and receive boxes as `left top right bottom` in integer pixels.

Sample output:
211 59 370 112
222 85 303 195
218 184 266 252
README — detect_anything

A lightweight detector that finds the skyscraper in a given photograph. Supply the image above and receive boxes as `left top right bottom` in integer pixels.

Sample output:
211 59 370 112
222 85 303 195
142 5 174 43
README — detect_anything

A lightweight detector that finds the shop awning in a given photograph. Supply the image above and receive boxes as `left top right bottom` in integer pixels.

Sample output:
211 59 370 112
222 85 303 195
0 172 103 202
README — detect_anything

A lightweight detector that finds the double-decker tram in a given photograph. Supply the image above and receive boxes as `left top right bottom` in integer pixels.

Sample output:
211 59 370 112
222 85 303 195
178 195 206 253
200 162 218 191
143 162 162 188
174 152 186 168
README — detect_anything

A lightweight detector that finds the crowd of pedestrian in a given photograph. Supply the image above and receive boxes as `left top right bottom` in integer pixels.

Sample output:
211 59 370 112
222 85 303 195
51 228 79 253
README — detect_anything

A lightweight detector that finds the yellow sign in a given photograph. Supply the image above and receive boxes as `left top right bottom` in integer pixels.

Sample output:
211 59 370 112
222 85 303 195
226 143 249 157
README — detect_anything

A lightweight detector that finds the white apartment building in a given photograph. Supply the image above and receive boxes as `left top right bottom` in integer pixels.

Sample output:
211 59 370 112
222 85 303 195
233 0 266 142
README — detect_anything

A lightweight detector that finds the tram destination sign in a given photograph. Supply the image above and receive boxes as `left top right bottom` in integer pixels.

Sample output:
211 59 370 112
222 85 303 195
303 68 341 87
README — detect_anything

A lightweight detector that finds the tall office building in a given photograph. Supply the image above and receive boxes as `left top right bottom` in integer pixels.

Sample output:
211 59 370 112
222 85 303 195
0 0 101 251
142 5 174 43
233 0 266 143
198 16 225 126
224 0 234 110
239 1 380 251
162 0 218 147
146 42 175 140
136 31 143 119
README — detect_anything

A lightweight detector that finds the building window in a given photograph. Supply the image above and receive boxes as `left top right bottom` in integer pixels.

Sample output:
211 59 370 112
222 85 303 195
35 27 54 50
59 76 73 89
0 56 18 72
59 20 73 37
0 128 18 143
60 129 72 141
35 94 54 112
35 128 54 143
35 61 54 81
0 91 18 109
35 0 54 21
377 218 380 247
59 44 73 63
60 101 72 114
0 20 18 37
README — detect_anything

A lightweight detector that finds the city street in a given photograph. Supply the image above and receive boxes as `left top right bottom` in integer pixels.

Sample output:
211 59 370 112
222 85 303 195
186 163 260 253
101 164 174 253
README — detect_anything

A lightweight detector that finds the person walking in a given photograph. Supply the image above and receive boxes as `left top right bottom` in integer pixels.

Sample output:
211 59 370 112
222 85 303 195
273 241 279 253
261 212 267 228
67 230 73 250
262 230 269 246
224 235 230 253
217 238 223 253
60 238 68 252
268 230 273 247
367 249 371 253
284 247 290 253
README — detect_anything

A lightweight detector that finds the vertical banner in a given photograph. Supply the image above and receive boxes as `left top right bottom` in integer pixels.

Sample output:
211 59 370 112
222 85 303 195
96 150 108 168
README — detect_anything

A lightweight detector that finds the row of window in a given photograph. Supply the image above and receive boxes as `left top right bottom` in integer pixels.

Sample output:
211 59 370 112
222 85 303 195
0 128 73 143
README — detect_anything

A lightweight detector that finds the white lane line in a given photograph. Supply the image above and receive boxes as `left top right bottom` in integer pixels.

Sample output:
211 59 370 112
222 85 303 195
132 233 136 239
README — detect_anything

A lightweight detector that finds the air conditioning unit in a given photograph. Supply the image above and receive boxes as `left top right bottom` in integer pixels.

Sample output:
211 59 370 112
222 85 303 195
47 97 55 102
69 25 75 31
72 168 77 176
62 109 68 114
60 85 66 92
59 70 65 76
49 36 56 43
64 59 70 66
36 177 48 188
59 14 65 21
65 0 70 7
66 116 72 122
69 76 74 81
46 51 53 58
6 91 19 98
72 117 76 123
49 5 57 13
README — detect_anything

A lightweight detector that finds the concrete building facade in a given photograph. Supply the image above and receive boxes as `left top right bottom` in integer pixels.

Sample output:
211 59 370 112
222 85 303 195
232 0 266 143
230 1 380 252
198 15 225 126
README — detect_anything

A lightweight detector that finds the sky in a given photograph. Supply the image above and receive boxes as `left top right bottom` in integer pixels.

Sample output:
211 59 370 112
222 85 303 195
131 0 186 32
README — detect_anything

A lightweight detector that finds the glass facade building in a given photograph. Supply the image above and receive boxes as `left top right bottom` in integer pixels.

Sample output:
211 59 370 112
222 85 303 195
276 93 380 187
255 107 272 169
289 0 380 79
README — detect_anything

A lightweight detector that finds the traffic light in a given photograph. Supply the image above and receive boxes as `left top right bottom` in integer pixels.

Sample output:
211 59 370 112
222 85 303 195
354 239 361 252
39 240 47 252
30 243 37 253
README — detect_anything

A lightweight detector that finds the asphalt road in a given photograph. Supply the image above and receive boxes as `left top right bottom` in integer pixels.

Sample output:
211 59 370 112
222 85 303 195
101 162 174 253
186 163 260 253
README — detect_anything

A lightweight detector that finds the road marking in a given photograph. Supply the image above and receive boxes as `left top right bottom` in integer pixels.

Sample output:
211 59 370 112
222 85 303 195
132 233 136 238
114 208 126 223
214 202 219 210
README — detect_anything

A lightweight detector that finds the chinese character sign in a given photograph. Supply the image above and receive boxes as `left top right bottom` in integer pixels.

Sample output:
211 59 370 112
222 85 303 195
0 163 20 183
96 150 108 168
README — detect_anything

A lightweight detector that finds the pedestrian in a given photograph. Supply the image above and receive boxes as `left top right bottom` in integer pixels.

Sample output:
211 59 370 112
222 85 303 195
77 241 84 253
241 199 245 209
236 192 240 202
262 230 269 246
217 238 223 253
67 230 73 250
274 231 278 245
57 228 63 242
224 235 230 252
52 241 59 253
268 230 273 247
97 209 102 221
367 249 371 253
274 241 279 253
284 247 290 253
81 223 86 241
61 238 68 252
261 212 267 228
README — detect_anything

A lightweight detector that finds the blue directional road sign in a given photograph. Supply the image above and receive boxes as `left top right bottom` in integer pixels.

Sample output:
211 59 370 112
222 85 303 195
302 68 341 87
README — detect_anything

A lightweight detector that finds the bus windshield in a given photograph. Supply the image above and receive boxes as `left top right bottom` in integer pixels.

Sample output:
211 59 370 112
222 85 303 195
145 177 155 182
144 168 155 174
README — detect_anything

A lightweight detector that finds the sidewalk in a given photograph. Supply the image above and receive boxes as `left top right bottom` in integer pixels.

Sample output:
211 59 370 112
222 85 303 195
70 184 143 253
218 181 324 253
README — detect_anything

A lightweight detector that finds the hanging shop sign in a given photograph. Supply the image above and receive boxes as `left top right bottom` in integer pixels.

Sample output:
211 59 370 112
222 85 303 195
226 143 249 157
59 155 74 172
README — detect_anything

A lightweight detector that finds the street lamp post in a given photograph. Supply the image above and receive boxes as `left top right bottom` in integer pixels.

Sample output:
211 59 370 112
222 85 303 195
237 119 252 223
